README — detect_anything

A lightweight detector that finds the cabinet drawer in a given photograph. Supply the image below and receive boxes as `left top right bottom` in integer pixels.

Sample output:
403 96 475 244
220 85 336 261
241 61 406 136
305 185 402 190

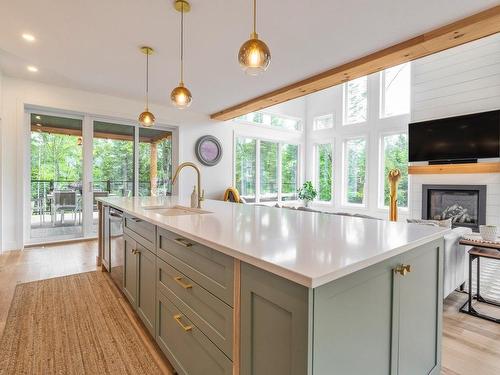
156 291 232 375
157 228 234 306
124 214 156 250
157 258 233 358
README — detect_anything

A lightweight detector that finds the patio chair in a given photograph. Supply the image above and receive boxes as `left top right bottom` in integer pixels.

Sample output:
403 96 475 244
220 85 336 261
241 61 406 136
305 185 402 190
53 190 78 225
31 197 46 227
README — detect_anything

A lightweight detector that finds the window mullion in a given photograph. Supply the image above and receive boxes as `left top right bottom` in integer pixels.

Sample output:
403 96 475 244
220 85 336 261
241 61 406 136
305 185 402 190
255 139 261 203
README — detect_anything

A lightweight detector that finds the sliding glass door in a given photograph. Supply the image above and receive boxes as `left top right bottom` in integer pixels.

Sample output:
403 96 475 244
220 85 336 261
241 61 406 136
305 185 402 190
29 113 84 241
27 110 173 244
91 121 135 234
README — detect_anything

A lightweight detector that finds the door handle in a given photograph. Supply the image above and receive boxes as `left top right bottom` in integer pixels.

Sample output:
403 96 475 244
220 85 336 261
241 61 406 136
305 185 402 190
130 217 143 223
394 264 411 276
174 238 193 247
173 314 192 332
174 276 193 289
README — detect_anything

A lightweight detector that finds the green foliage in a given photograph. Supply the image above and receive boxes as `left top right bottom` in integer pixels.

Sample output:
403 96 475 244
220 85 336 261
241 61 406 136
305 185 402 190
235 138 256 201
298 181 317 202
346 138 366 204
260 141 278 199
281 144 298 200
317 144 332 201
383 134 408 207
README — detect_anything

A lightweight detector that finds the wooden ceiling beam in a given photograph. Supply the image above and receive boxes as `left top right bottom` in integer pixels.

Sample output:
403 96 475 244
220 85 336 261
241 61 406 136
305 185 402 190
210 6 500 121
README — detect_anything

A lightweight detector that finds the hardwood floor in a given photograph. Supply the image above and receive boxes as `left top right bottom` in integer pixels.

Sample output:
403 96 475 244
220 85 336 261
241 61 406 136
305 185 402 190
1 241 499 375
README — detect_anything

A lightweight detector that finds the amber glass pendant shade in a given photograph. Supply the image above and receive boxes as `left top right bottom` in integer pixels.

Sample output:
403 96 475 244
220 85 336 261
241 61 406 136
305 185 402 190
171 83 192 109
138 110 156 127
238 32 271 76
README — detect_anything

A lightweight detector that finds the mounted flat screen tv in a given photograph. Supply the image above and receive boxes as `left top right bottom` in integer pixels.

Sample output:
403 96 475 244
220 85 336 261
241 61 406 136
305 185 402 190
409 110 500 163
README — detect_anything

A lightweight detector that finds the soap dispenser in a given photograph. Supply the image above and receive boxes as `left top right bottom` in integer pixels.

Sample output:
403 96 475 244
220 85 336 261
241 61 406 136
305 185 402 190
190 185 197 208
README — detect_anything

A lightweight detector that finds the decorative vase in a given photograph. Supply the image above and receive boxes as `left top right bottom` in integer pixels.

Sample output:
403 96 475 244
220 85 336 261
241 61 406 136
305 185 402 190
303 199 310 208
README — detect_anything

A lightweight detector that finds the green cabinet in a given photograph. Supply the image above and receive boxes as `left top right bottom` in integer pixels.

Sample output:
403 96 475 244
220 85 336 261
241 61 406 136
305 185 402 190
136 242 156 336
240 263 310 375
123 234 137 306
240 239 444 375
123 233 156 336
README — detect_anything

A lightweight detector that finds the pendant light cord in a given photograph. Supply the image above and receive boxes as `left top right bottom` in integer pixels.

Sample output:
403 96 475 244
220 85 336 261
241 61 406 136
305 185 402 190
253 0 256 35
145 51 149 108
180 4 184 84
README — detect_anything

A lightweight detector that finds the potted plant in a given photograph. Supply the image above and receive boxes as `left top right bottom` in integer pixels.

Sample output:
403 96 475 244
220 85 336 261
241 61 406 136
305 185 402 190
297 181 317 207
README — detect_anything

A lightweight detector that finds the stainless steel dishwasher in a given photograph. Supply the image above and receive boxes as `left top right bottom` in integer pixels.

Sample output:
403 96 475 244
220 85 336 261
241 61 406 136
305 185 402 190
109 208 124 289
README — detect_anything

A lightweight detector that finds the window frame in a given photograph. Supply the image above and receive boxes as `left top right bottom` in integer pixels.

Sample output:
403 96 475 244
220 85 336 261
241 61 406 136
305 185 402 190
378 131 410 211
379 62 411 119
342 76 369 126
233 135 301 203
342 136 369 208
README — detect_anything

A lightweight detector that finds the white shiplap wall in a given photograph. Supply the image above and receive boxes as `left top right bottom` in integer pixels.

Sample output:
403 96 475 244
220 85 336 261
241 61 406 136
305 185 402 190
410 33 500 227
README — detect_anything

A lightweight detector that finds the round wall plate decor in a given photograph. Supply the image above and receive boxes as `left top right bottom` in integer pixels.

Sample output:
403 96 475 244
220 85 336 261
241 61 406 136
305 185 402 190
195 135 223 166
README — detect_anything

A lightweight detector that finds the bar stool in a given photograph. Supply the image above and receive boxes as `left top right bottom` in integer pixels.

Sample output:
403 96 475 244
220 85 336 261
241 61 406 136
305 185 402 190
459 246 500 323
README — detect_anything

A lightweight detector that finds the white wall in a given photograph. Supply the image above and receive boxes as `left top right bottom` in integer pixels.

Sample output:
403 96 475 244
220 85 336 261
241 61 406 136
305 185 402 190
409 33 500 226
0 77 234 251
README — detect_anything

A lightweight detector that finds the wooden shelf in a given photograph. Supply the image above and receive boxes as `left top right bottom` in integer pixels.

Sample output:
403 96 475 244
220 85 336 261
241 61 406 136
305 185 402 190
408 162 500 175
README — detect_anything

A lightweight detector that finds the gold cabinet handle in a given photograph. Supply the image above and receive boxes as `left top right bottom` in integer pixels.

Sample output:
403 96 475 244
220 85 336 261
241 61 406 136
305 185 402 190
173 314 192 332
174 238 193 247
174 276 193 289
394 264 411 276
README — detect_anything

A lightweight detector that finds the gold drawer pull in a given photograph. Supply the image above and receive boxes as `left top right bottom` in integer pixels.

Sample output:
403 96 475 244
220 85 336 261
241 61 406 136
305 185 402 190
173 314 192 332
174 276 193 289
394 264 411 276
174 238 193 247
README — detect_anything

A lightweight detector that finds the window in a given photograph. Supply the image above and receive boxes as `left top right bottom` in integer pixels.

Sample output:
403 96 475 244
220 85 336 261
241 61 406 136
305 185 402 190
139 128 172 197
235 138 257 202
344 138 367 205
380 63 411 118
381 133 408 208
281 144 299 201
343 76 368 125
316 144 333 202
236 111 302 131
235 137 300 202
313 114 334 131
260 141 279 202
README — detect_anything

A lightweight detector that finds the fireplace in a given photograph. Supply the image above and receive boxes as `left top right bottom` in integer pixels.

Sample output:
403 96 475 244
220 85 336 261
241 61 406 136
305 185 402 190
422 185 486 232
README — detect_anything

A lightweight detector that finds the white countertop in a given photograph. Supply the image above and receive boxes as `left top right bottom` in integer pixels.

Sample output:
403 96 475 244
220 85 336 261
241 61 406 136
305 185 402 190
98 196 449 288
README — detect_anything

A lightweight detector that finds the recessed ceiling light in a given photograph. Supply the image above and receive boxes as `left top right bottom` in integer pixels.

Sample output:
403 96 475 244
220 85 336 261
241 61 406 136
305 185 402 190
22 33 36 42
35 115 41 120
36 123 42 127
27 65 38 72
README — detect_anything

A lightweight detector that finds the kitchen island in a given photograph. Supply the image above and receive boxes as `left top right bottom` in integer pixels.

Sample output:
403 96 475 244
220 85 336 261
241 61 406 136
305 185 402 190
97 196 448 375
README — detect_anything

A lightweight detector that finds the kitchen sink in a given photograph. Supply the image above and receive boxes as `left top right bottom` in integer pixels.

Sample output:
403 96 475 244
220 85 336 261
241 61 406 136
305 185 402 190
141 205 212 216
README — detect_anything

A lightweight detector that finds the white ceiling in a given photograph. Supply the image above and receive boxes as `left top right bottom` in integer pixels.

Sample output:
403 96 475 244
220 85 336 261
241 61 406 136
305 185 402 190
0 0 497 115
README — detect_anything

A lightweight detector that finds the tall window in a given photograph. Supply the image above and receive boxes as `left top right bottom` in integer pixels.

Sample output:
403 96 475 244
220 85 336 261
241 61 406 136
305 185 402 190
281 144 299 201
235 137 299 202
344 138 367 205
380 63 411 118
316 144 333 202
313 114 334 131
381 133 408 208
343 76 368 125
260 141 278 202
235 138 257 202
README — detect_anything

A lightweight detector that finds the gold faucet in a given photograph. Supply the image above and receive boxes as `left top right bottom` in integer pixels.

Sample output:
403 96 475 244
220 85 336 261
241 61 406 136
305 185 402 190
172 162 205 208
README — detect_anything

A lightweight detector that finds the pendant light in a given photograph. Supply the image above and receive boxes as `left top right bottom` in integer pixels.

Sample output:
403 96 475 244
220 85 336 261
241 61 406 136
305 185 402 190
238 0 271 75
138 46 156 127
171 0 192 109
